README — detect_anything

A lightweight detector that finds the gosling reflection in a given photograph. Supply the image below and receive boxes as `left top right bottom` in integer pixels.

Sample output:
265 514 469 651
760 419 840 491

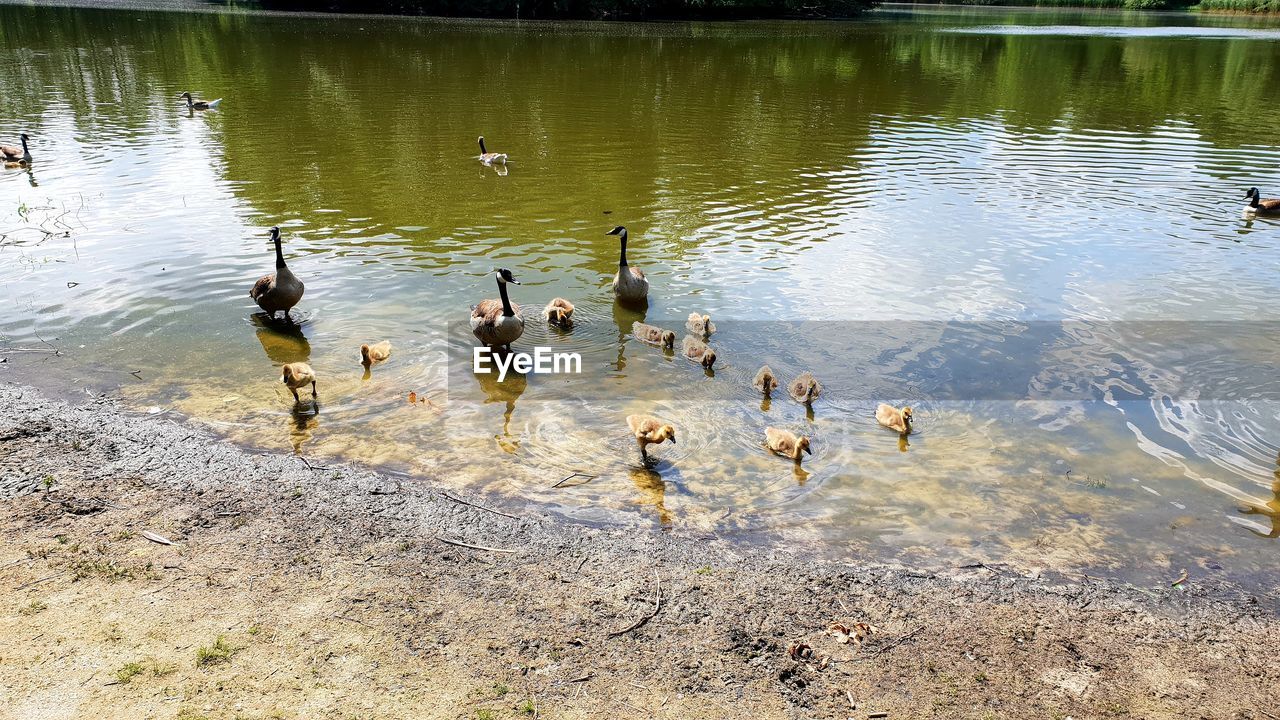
473 352 527 452
252 313 311 365
1237 458 1280 538
630 467 672 527
289 401 319 454
612 302 646 372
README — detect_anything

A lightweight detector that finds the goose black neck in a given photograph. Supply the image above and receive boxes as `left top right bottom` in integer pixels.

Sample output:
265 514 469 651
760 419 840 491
21 136 28 153
479 138 487 154
1251 190 1261 209
498 278 514 317
618 230 629 267
274 234 286 269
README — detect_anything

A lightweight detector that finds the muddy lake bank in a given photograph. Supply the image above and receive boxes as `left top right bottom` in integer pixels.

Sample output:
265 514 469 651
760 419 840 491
1 382 1277 719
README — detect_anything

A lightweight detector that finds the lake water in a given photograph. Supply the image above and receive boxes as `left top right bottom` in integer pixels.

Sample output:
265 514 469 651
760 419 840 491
3 1 1280 591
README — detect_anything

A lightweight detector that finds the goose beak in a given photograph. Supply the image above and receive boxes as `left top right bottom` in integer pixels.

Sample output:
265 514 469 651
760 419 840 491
804 444 812 455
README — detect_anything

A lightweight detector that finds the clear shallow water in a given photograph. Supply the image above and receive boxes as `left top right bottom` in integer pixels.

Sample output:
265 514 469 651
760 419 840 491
3 2 1280 590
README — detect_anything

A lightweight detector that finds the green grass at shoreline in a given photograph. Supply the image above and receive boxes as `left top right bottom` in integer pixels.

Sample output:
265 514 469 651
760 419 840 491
908 0 1280 11
248 0 875 19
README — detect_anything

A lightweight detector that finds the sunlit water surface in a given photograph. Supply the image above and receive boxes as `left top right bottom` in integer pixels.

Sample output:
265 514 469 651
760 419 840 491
3 1 1280 592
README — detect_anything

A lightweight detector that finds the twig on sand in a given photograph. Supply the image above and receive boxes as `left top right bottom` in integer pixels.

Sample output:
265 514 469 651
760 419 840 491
17 572 65 590
566 672 594 683
608 570 662 638
435 536 518 554
298 456 335 472
859 626 925 660
438 491 522 520
0 347 61 355
553 472 598 488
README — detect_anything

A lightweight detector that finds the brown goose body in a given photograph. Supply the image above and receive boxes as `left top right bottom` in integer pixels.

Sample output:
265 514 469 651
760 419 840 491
633 322 675 348
250 227 305 320
470 269 525 347
1246 187 1280 216
1 133 31 165
765 427 811 463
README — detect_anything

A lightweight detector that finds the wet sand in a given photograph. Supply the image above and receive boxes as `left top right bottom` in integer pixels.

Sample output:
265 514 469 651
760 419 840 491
1 383 1276 719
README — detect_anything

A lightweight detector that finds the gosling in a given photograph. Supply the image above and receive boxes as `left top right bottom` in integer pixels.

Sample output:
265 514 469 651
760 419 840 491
543 298 575 328
753 365 779 395
876 404 913 435
686 312 715 337
788 372 822 403
626 414 677 460
633 322 676 349
360 341 392 366
280 362 316 402
681 336 717 369
765 427 812 464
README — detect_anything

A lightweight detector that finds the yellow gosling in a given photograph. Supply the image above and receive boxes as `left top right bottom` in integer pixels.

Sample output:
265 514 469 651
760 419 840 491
681 336 717 369
360 341 392 366
280 362 316 402
787 372 822 403
765 427 812 464
626 414 677 460
876 404 913 435
633 322 675 349
753 365 779 395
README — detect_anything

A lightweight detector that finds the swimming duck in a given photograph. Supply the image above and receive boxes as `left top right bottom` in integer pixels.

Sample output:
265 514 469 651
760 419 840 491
1244 187 1280 217
249 227 305 322
360 341 392 366
633 322 675 349
876 404 913 435
686 313 715 337
281 362 316 402
478 136 507 165
626 414 676 460
543 298 575 328
788 372 822 404
765 427 812 464
470 268 525 348
753 365 779 395
607 226 649 303
0 133 31 165
180 91 222 110
681 336 717 369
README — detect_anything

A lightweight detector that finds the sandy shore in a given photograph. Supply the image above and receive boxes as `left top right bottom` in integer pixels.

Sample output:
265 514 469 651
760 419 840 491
1 382 1276 719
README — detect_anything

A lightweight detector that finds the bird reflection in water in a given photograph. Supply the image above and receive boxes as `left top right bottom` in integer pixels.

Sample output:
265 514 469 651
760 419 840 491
474 350 527 453
1237 454 1280 538
252 312 311 365
289 400 319 454
630 467 672 528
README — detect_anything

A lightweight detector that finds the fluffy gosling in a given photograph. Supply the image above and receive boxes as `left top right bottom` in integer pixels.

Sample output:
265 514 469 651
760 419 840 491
360 341 392 366
682 336 717 368
753 365 779 395
686 312 716 337
543 298 575 328
876 404 913 435
280 362 316 402
626 414 677 460
633 322 676 349
765 427 812 463
788 372 822 403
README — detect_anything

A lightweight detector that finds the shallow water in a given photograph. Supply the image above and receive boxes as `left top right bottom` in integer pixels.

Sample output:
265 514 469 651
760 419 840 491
3 1 1280 589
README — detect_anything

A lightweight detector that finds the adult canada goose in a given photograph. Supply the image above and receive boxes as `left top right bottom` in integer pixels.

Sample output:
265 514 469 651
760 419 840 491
360 341 392 366
876 404 913 435
686 313 715 337
607 226 649 303
478 136 507 165
543 298 575 328
765 427 812 464
633 322 675 349
471 268 525 348
281 362 316 402
0 133 31 165
753 365 779 395
788 372 822 404
250 227 305 322
626 414 676 460
179 91 222 110
1244 187 1280 217
681 336 716 369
